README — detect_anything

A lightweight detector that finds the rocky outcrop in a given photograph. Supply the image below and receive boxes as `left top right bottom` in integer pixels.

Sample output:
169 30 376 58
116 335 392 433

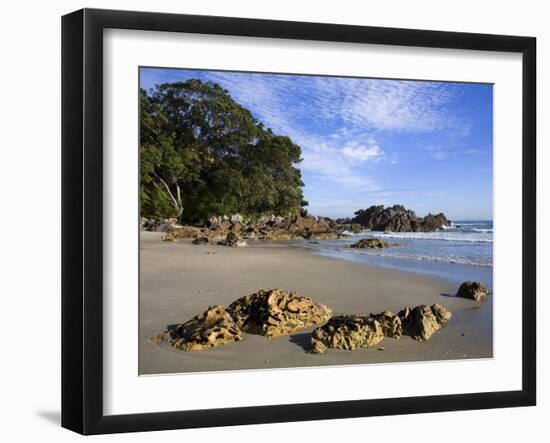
230 214 243 224
244 214 338 240
352 205 450 232
420 213 451 231
349 238 397 249
369 311 403 339
310 303 451 353
456 281 489 301
337 223 363 234
154 305 242 351
310 315 384 354
155 213 341 243
218 232 247 247
141 217 179 232
398 303 452 341
192 235 213 245
227 288 332 338
334 218 363 234
162 226 201 242
145 207 448 239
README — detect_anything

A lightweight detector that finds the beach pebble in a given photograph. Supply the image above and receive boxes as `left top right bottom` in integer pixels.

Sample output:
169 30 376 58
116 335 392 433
377 346 385 351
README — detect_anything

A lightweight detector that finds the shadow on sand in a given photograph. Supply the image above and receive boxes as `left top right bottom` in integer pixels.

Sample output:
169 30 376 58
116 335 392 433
288 332 313 352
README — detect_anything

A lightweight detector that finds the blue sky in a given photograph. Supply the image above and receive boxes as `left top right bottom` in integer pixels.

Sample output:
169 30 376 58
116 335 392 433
140 68 493 220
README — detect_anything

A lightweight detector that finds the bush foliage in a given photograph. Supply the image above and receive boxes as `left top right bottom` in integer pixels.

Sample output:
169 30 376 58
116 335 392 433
140 79 307 222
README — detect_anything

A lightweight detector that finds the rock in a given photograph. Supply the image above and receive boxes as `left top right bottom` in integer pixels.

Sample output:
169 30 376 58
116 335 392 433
352 205 450 232
154 305 242 351
307 232 339 240
182 213 342 243
227 288 332 338
162 232 177 242
419 213 450 232
275 214 337 240
349 238 397 248
351 205 386 228
207 216 222 228
241 230 257 240
165 225 201 239
310 315 384 354
230 213 244 224
141 217 179 232
369 311 402 338
218 231 247 247
398 304 452 341
456 281 489 301
337 223 363 234
431 303 453 325
230 222 243 232
192 235 212 245
260 230 294 240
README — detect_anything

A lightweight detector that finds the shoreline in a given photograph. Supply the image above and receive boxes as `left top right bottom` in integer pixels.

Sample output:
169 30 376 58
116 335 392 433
307 245 494 287
139 231 493 375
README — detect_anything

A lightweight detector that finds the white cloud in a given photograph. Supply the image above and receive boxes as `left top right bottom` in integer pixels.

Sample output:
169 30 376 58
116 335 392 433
341 142 383 161
305 77 461 133
149 69 467 195
202 72 462 135
293 133 380 190
341 80 456 132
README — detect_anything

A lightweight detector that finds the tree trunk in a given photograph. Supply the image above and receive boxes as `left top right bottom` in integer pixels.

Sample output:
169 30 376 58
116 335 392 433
154 172 183 215
176 184 183 210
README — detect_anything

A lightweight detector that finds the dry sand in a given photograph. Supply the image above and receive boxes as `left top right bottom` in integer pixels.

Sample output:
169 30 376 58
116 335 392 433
139 231 492 375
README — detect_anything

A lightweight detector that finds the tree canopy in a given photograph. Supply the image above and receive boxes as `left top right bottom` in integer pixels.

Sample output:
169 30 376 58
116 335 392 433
140 79 307 222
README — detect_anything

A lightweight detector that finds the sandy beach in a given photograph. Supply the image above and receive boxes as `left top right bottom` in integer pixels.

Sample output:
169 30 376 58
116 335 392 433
139 231 492 375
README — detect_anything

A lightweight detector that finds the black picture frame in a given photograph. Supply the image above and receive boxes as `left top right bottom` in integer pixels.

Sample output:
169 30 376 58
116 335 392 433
61 8 537 435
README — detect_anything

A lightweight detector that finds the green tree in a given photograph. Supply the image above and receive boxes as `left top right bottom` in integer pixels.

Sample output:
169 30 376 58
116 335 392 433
140 79 307 222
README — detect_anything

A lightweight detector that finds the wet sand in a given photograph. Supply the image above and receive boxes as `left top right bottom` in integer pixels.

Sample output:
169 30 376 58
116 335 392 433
139 231 492 375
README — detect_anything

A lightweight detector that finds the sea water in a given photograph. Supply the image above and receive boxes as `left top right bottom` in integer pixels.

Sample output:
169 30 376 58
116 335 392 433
300 221 494 287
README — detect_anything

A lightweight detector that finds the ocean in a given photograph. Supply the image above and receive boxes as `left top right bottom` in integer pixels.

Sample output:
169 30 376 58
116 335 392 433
300 221 494 287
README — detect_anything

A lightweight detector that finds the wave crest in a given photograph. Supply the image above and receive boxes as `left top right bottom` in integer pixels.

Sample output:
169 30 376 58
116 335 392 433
343 248 493 267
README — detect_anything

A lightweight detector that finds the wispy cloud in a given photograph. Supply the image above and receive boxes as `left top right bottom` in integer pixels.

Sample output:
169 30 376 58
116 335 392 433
291 133 380 190
343 81 457 132
171 71 396 191
342 141 383 162
144 70 464 136
141 68 492 218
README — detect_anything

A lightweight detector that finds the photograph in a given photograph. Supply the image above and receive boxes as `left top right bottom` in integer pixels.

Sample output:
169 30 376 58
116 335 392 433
1 0 544 439
138 67 494 375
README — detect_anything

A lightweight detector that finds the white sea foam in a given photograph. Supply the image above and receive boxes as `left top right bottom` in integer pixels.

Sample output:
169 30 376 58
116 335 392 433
339 230 358 236
308 221 494 269
343 248 493 267
363 231 493 243
451 222 490 226
472 228 493 233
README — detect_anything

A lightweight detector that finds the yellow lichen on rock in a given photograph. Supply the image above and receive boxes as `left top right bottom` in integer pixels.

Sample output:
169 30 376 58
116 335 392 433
227 288 332 338
155 305 242 351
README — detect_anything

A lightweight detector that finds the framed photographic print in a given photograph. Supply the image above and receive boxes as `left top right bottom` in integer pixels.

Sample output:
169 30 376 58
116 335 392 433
61 8 536 435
